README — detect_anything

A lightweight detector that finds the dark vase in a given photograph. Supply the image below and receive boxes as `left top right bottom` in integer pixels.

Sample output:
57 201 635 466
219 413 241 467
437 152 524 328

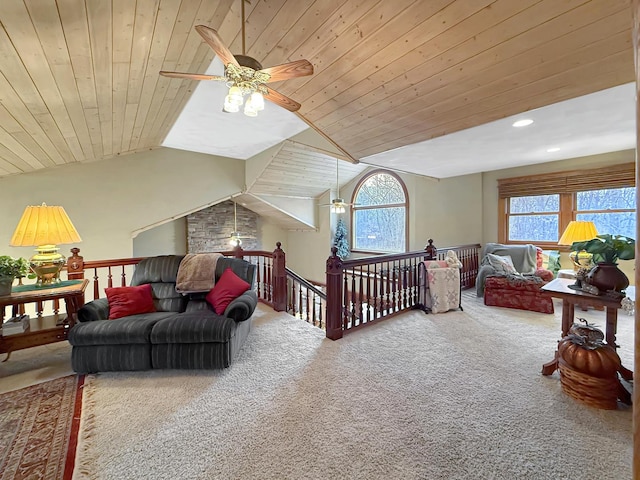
587 262 629 293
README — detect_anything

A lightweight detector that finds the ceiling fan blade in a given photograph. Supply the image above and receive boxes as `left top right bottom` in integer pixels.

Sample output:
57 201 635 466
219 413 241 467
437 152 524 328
259 59 314 83
264 86 301 112
195 25 239 67
159 71 226 81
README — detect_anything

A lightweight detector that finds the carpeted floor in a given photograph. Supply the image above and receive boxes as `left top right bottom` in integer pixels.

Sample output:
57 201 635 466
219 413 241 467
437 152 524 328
72 295 634 480
0 375 83 480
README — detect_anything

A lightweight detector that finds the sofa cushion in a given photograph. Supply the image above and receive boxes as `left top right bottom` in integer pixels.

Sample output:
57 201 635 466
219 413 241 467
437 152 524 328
484 253 517 275
206 267 250 314
150 311 239 344
68 312 177 346
106 284 156 319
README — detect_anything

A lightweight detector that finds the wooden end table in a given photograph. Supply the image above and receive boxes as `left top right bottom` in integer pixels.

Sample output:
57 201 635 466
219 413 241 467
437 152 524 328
0 279 88 361
540 277 633 383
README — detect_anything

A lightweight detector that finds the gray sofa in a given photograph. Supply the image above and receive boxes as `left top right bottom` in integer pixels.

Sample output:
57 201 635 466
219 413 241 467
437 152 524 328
68 255 257 373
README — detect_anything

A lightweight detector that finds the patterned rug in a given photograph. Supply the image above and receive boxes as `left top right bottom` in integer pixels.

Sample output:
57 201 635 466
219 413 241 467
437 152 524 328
0 375 84 480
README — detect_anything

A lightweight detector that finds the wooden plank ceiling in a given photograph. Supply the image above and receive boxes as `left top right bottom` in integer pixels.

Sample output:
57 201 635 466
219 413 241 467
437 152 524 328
0 0 633 179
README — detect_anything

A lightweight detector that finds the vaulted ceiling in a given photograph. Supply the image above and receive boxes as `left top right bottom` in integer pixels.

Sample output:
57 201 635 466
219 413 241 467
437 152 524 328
0 0 634 179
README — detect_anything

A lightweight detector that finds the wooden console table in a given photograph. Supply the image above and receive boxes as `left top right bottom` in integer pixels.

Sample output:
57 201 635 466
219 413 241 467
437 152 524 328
540 277 633 381
0 279 88 361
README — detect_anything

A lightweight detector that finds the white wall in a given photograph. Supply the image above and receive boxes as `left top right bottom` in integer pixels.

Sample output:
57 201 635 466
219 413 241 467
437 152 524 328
133 218 187 257
0 147 244 262
284 169 484 283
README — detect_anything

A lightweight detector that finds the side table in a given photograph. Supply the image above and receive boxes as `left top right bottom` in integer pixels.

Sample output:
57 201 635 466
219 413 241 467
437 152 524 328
540 277 632 404
0 279 88 361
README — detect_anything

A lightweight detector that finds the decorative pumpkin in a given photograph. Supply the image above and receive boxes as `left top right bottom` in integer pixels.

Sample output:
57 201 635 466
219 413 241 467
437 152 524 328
558 334 620 378
569 318 604 342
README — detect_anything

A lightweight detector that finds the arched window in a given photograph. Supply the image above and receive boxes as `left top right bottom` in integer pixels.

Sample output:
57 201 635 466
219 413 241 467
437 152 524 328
351 170 408 253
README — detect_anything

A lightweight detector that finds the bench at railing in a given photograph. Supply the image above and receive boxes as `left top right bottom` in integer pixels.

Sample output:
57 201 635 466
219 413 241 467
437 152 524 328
325 241 481 339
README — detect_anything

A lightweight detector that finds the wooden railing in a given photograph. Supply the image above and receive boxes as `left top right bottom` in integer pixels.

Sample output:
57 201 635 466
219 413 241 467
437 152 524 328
66 244 287 311
325 242 481 339
285 267 326 329
2 241 480 338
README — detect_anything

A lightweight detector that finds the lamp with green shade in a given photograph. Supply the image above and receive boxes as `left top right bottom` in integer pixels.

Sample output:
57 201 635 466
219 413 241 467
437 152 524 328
558 220 598 270
9 203 82 286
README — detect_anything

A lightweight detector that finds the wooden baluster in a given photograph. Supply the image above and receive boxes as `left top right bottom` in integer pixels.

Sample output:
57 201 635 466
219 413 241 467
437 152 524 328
358 266 364 324
255 257 262 299
298 283 303 319
387 262 393 314
366 264 371 323
92 268 100 300
350 269 357 326
373 262 379 319
325 247 344 340
267 257 273 303
305 286 310 322
289 279 295 312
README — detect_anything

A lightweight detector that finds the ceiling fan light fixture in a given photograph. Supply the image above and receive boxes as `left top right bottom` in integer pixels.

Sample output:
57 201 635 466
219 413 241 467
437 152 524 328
248 91 265 111
228 86 244 105
243 103 258 117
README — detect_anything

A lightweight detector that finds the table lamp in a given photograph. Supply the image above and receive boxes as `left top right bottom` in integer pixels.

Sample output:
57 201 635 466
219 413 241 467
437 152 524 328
9 203 82 286
558 220 598 270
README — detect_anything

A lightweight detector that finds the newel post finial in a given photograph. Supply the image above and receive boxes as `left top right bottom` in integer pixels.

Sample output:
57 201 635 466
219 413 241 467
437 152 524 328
425 239 437 260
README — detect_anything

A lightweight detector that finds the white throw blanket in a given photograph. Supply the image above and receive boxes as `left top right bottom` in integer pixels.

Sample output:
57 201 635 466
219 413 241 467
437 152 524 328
175 253 222 293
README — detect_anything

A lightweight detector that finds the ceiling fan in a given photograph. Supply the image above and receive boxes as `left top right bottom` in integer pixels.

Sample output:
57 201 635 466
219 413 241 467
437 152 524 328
159 1 313 115
320 159 359 213
229 201 254 246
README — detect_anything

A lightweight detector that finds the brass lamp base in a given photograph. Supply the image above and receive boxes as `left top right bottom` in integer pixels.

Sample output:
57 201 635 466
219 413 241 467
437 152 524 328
30 245 65 286
569 250 594 271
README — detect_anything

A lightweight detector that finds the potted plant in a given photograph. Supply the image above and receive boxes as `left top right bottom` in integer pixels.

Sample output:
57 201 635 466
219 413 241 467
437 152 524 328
0 256 30 296
571 234 635 292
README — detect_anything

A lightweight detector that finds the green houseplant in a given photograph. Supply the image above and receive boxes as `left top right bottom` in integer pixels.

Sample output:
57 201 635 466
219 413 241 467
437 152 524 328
0 256 30 296
571 234 635 292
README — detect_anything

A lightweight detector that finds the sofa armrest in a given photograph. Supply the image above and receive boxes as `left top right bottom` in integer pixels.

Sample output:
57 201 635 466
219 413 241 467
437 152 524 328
224 290 258 322
77 298 109 322
534 269 554 282
476 264 498 297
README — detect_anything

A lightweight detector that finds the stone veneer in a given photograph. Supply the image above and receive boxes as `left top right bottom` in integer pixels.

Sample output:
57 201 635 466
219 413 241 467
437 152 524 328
187 200 259 253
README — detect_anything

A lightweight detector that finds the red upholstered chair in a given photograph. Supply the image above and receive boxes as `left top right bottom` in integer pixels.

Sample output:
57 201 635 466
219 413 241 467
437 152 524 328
477 243 555 314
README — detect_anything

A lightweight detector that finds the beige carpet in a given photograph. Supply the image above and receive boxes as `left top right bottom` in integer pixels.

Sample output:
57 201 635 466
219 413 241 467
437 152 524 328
73 296 633 479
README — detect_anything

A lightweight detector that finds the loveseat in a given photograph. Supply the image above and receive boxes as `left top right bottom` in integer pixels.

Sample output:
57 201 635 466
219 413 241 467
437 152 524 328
476 243 555 314
68 255 257 373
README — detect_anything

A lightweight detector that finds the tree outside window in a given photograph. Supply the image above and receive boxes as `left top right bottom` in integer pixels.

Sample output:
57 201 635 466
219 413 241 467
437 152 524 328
352 171 408 253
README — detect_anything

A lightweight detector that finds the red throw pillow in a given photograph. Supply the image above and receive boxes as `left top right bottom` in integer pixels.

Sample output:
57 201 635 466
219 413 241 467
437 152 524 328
105 284 156 320
206 268 250 315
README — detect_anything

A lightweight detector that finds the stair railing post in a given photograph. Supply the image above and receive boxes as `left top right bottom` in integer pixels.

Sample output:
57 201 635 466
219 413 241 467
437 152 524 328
272 242 287 311
66 248 85 280
326 246 344 340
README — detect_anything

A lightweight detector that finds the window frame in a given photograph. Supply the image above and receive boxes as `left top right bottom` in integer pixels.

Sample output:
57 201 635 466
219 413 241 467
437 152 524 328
497 163 635 249
350 169 409 254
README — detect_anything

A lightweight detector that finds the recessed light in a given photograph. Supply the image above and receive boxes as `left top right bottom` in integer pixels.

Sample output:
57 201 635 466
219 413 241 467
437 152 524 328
546 147 561 152
512 119 534 127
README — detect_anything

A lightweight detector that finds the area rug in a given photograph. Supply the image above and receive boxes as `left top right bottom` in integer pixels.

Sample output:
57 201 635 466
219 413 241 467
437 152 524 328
0 375 84 480
73 299 633 479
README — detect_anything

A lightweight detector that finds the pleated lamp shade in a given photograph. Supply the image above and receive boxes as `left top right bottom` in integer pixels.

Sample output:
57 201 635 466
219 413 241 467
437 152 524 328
10 204 82 247
558 221 598 245
9 204 81 286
